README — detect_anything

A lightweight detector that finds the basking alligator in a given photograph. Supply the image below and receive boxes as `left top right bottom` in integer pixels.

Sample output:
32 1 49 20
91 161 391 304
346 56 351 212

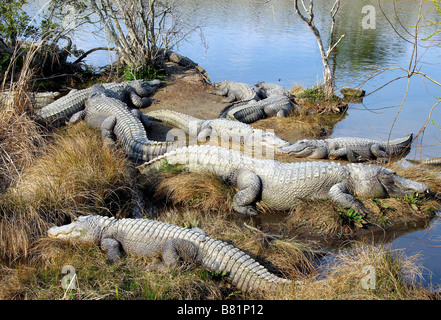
147 109 290 150
218 81 296 123
35 80 161 127
69 84 182 161
1 91 60 109
210 80 260 104
48 215 291 293
278 134 413 162
137 145 429 216
159 48 211 85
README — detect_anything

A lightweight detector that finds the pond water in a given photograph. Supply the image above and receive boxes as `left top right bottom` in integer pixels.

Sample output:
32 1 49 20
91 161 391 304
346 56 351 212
29 0 440 287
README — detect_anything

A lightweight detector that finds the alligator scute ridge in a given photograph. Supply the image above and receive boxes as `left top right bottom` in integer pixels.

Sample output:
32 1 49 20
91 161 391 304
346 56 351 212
48 215 291 294
69 84 184 161
138 145 430 217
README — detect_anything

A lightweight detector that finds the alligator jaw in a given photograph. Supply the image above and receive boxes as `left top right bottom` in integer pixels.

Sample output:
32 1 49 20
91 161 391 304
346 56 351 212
48 221 83 240
277 144 313 156
381 173 430 198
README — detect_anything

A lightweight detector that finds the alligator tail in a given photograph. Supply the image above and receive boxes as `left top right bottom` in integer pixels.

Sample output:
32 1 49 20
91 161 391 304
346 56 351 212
199 236 291 293
389 133 413 147
147 109 201 133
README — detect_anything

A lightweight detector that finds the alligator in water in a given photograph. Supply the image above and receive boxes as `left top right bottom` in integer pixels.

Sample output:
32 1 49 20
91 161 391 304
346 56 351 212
48 215 291 293
278 134 413 162
137 145 429 217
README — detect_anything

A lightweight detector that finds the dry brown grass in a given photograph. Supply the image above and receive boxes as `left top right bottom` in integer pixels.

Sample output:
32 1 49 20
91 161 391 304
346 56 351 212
153 171 237 215
272 243 434 300
0 45 46 193
0 122 134 261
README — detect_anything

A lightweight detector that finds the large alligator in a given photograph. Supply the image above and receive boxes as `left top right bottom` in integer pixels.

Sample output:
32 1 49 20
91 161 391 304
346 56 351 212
68 84 182 161
218 81 296 123
278 134 413 162
35 80 161 127
254 81 292 98
158 48 211 85
210 80 260 104
137 145 429 216
147 109 290 150
48 215 291 293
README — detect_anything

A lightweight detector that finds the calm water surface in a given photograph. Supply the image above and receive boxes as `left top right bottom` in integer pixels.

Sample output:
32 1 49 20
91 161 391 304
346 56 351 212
30 0 441 287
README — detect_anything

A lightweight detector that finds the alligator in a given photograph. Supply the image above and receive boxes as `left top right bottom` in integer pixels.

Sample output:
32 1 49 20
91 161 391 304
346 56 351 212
1 91 60 109
408 157 441 166
218 82 296 123
147 109 290 150
278 134 413 162
210 80 260 104
254 81 292 98
68 84 182 161
137 145 430 216
48 215 291 293
35 80 161 127
158 48 211 85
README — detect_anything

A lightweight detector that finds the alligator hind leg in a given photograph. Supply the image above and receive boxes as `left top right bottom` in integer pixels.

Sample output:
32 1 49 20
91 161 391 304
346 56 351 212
132 109 152 129
100 115 117 148
154 238 200 270
233 169 262 216
370 144 389 162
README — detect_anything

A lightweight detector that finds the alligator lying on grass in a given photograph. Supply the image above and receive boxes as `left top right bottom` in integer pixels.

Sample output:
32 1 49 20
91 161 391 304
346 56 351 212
68 84 183 161
408 157 441 166
159 48 211 85
147 109 290 150
35 80 161 127
137 145 429 216
278 134 413 162
218 81 296 124
48 215 291 293
1 91 60 109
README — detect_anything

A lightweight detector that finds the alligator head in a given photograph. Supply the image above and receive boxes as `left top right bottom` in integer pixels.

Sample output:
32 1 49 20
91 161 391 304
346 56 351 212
213 80 228 88
131 79 161 97
348 165 430 198
277 139 328 158
48 215 111 243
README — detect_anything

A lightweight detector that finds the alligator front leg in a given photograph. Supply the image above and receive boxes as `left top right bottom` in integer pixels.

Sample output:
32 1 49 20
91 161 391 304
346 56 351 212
328 183 371 217
68 110 86 125
101 238 124 264
233 169 262 216
328 147 360 162
209 87 228 97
